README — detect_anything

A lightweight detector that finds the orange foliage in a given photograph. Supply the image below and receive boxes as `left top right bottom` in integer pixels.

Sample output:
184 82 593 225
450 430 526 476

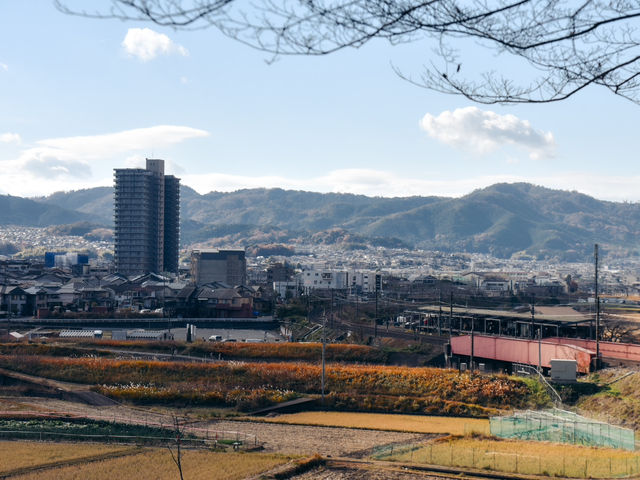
0 355 530 415
56 339 388 363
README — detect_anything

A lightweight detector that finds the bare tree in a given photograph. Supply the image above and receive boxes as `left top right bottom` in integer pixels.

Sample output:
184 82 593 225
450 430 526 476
55 0 640 104
601 313 640 343
167 415 185 480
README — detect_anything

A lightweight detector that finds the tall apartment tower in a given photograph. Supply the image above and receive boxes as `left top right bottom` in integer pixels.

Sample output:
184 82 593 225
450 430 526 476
114 159 180 275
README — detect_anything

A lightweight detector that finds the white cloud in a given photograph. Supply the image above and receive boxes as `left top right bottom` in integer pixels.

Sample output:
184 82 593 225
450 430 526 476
0 132 21 144
0 125 209 196
420 106 555 160
122 28 189 61
0 62 7 72
124 154 146 169
36 125 209 158
180 76 189 84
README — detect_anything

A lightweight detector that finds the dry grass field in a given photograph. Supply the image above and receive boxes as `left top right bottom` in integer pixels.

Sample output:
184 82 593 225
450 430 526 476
380 436 640 478
257 411 490 435
0 441 134 473
3 446 291 480
0 398 47 412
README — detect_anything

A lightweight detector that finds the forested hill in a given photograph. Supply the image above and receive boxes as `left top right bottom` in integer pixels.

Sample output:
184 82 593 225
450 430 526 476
8 182 639 260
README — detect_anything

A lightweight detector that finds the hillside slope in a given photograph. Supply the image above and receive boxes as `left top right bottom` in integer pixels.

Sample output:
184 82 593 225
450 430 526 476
24 183 640 260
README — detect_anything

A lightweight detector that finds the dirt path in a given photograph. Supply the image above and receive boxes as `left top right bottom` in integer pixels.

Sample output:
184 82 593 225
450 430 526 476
207 420 427 456
291 466 442 479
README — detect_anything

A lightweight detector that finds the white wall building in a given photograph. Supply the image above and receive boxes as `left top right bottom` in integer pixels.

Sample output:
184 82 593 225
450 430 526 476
298 268 380 293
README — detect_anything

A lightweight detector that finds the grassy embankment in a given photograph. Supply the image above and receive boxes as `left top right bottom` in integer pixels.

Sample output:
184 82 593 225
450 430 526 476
569 368 640 429
0 342 548 416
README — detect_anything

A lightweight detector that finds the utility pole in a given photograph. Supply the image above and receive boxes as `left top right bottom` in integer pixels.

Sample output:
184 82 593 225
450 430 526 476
449 292 453 338
595 244 600 369
330 288 334 329
530 293 535 339
321 310 326 403
538 325 542 373
374 288 378 338
438 290 442 336
470 315 475 372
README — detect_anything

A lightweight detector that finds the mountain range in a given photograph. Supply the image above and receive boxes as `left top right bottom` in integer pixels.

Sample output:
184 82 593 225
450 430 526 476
1 183 638 261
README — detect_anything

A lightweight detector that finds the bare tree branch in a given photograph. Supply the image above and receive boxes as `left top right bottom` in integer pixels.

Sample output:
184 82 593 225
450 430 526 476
166 415 185 480
55 0 640 104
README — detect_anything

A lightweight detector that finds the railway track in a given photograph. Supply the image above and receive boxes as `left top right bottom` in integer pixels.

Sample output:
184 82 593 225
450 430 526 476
331 318 448 346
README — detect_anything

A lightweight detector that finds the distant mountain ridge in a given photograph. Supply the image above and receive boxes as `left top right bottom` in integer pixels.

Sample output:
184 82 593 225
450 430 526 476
0 194 95 227
4 182 637 260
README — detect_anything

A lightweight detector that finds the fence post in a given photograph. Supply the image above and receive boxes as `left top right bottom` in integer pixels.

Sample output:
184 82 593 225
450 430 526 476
626 455 629 476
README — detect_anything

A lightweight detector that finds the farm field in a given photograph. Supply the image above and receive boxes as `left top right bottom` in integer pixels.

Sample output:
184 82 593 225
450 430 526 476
377 436 640 478
0 441 134 474
0 353 543 416
1 443 292 480
0 398 47 412
256 411 490 435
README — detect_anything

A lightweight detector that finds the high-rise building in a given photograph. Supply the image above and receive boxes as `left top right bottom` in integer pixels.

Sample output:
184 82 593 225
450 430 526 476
190 249 246 286
114 159 180 275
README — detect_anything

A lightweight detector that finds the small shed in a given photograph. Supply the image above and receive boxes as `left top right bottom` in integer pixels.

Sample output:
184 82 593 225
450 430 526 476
550 359 577 383
126 329 174 341
59 330 99 339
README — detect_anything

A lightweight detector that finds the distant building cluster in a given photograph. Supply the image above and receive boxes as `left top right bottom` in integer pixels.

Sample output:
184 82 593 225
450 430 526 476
44 252 89 271
4 158 640 324
273 268 382 298
0 258 264 319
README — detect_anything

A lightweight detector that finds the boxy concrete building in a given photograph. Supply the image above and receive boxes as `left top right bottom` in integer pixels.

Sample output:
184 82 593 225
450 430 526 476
190 249 246 286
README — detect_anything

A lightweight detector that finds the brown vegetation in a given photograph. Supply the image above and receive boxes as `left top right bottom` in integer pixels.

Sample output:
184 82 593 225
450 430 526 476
257 412 490 435
0 353 538 415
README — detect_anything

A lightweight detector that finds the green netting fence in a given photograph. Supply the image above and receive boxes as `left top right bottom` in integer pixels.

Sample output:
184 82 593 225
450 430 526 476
491 409 635 451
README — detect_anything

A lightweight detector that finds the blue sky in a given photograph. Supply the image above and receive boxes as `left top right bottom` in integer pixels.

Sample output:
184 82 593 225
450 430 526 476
0 0 638 201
